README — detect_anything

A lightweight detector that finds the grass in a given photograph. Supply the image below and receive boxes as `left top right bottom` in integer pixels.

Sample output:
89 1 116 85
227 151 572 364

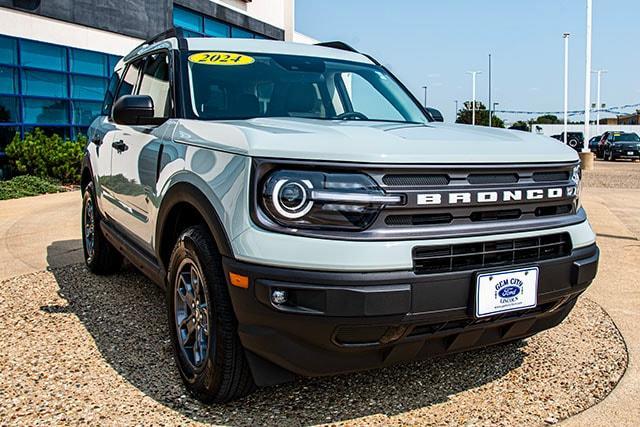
0 175 63 200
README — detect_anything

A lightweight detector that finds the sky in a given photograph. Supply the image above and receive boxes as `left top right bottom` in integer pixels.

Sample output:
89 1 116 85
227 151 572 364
295 0 640 123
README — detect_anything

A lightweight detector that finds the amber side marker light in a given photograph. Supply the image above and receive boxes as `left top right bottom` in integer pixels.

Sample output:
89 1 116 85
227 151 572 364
229 272 249 289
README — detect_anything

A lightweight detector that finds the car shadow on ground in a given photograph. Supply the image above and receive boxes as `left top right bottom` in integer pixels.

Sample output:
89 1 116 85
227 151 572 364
45 239 526 426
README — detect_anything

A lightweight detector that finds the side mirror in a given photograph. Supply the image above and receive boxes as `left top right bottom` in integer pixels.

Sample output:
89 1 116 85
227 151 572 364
112 95 154 125
426 107 444 122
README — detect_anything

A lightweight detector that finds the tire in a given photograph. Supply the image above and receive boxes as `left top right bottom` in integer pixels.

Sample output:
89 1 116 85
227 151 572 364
568 138 579 149
167 225 254 403
82 182 123 274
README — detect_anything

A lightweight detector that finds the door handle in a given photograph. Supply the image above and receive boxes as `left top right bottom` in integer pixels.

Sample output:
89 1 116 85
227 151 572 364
112 140 128 153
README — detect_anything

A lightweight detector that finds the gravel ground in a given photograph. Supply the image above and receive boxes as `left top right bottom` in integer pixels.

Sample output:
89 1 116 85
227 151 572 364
0 265 627 426
583 159 640 189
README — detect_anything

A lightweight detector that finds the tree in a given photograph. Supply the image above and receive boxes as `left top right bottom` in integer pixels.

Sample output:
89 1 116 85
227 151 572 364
455 101 505 128
509 121 530 132
532 114 561 125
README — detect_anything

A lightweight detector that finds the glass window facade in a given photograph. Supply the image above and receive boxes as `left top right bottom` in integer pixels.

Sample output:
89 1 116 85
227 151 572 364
0 34 121 152
173 5 269 40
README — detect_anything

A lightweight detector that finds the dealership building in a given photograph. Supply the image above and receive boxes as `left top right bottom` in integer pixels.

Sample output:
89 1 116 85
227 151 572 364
0 0 310 160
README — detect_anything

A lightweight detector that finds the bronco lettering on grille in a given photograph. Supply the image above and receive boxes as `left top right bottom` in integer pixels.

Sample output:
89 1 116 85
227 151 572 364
416 188 569 206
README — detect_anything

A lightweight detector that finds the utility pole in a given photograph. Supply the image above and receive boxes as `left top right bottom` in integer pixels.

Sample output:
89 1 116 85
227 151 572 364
455 100 459 121
592 69 607 136
467 71 482 126
422 85 428 108
563 33 570 146
583 0 593 148
488 54 493 127
492 102 499 126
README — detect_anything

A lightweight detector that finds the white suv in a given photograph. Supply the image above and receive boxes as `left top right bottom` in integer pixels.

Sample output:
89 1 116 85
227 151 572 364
82 30 599 402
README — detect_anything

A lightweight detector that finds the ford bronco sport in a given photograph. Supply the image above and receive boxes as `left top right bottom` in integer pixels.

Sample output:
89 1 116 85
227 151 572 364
82 31 599 402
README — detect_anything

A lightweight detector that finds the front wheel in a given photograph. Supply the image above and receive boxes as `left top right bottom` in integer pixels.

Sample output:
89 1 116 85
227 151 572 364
167 225 254 403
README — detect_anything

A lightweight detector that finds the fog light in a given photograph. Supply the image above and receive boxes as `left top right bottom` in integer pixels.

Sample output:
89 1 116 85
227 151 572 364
271 289 288 305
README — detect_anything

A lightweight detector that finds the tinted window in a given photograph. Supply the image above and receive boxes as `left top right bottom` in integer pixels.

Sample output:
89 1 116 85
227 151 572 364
0 36 17 65
115 61 142 101
70 49 108 76
138 53 171 118
613 133 640 142
102 70 123 115
20 40 67 71
187 52 428 124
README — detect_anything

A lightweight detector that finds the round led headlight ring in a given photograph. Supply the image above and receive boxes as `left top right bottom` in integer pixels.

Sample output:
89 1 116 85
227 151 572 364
272 179 314 219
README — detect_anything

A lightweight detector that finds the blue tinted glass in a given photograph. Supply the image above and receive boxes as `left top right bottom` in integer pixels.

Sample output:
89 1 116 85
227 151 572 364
109 55 121 73
21 40 67 71
182 29 203 37
0 36 17 65
0 66 18 94
204 18 230 37
70 49 108 76
23 98 69 124
231 27 255 39
71 75 107 100
173 6 203 33
72 101 102 125
0 96 19 123
22 70 68 98
254 34 267 40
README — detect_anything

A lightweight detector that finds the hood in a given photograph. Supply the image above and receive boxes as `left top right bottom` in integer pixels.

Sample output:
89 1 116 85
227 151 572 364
173 118 579 164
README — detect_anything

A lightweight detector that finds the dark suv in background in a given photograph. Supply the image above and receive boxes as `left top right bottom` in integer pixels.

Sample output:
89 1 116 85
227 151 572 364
597 131 640 161
550 132 584 151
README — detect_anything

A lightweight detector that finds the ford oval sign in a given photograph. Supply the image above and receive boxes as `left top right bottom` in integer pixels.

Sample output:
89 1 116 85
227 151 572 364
498 286 521 298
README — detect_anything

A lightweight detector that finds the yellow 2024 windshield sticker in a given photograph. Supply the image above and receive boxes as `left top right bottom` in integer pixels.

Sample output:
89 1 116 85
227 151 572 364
188 52 255 66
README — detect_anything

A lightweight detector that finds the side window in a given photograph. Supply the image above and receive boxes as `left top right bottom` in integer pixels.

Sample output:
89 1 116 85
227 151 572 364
115 60 143 101
138 53 171 118
102 68 124 116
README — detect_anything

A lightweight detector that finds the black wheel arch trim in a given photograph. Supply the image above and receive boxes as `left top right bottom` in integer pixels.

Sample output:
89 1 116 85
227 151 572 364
156 182 234 266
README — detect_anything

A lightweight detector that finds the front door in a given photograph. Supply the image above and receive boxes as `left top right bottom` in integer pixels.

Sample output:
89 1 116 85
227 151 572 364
106 52 173 250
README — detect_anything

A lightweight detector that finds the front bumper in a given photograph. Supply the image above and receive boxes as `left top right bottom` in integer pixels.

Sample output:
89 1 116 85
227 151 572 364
223 243 599 386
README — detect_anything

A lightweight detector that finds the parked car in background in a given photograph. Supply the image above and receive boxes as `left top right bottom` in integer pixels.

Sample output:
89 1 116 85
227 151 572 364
588 135 601 153
600 132 640 161
550 132 584 151
426 107 444 122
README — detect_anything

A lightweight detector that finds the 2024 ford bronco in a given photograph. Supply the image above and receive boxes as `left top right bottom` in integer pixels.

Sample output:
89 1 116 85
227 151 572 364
82 31 599 402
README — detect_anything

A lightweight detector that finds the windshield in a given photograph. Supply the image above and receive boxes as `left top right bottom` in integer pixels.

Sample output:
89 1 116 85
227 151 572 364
185 51 428 124
613 133 640 142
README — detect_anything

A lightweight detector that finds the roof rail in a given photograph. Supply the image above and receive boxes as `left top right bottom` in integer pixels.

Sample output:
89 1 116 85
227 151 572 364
315 41 359 53
145 27 186 45
124 28 187 62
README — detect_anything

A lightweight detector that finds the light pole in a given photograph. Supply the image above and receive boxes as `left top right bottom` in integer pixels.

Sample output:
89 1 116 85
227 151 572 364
488 54 492 127
422 85 428 108
467 71 482 126
583 0 593 149
592 69 607 136
563 33 570 146
492 102 499 126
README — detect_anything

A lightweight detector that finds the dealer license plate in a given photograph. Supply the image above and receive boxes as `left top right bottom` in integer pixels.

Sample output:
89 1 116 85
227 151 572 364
475 267 538 318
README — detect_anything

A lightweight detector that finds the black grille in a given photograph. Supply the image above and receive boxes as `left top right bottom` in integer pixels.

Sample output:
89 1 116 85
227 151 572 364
382 174 450 186
532 171 570 182
467 173 518 184
385 213 453 226
413 233 571 274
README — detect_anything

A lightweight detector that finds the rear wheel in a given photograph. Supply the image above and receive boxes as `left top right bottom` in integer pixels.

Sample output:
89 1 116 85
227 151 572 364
82 182 122 274
167 225 254 403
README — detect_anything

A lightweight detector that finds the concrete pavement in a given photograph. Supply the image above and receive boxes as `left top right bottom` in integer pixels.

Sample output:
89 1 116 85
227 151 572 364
0 190 82 281
0 184 637 425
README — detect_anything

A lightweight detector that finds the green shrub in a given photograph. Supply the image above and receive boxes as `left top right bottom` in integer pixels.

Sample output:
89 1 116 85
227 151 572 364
0 175 62 200
5 129 86 184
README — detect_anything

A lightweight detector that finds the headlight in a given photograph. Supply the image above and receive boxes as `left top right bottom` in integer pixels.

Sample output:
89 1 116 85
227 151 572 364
260 170 402 230
570 164 582 210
